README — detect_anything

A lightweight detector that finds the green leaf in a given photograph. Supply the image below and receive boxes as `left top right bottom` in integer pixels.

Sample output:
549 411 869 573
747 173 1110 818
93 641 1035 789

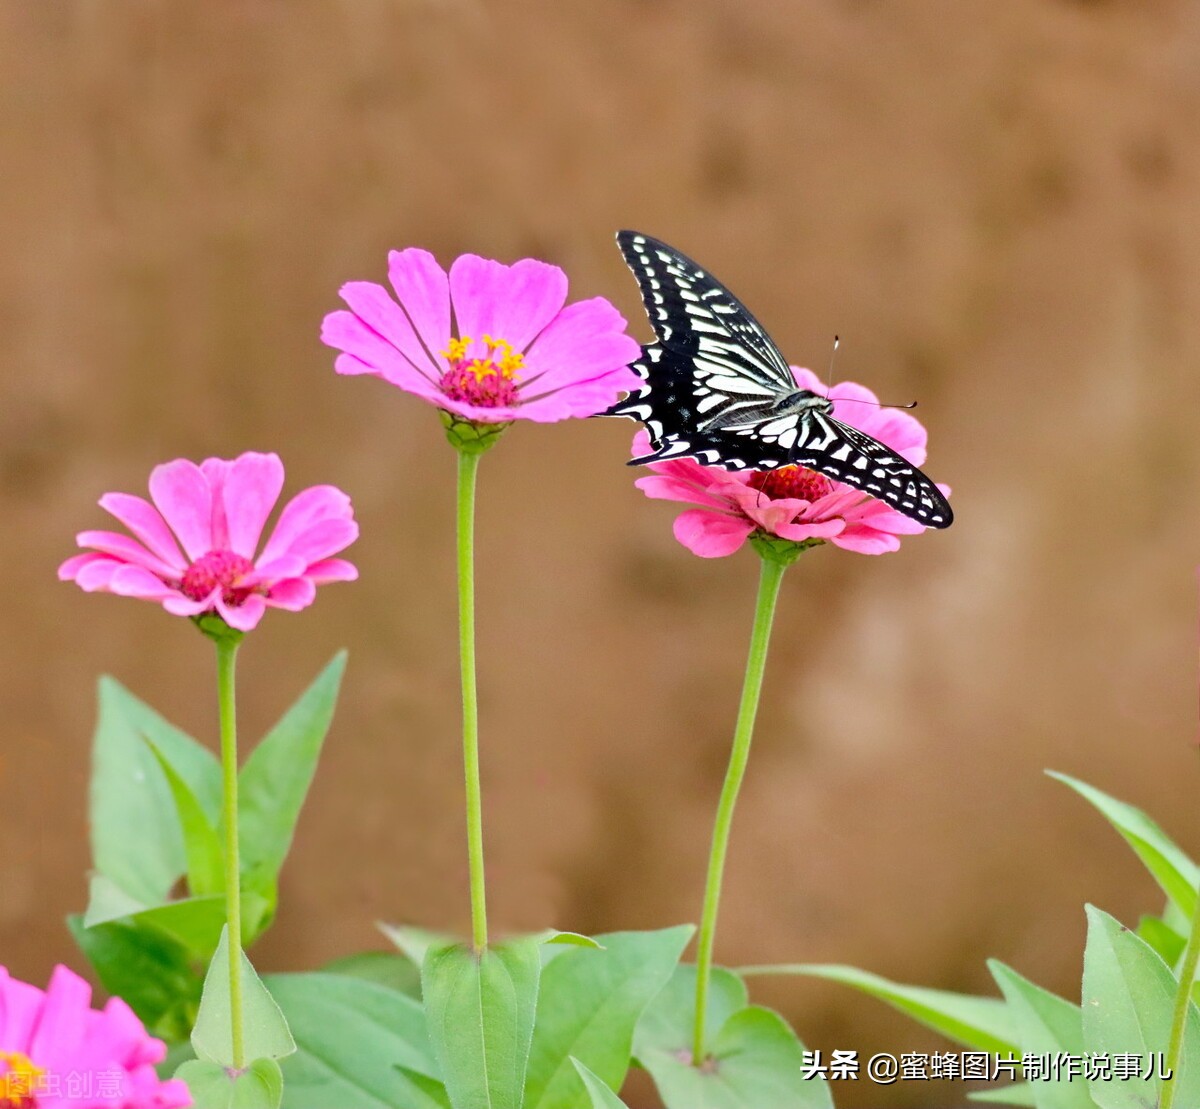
119 895 229 957
68 913 202 1041
633 965 830 1107
1082 905 1200 1109
422 938 542 1109
237 653 346 892
571 1058 631 1108
144 736 225 898
1136 915 1187 969
641 1006 833 1109
321 951 421 998
634 964 747 1061
379 922 455 970
540 931 604 949
524 925 693 1109
91 677 221 905
1050 772 1199 919
83 872 152 926
970 1084 1040 1106
743 963 1018 1053
988 961 1091 1109
394 1067 453 1109
265 973 442 1109
176 1058 283 1109
192 928 295 1067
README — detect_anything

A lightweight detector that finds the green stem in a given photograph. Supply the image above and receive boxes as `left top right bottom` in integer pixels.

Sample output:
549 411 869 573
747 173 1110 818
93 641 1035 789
457 448 488 952
215 634 245 1070
692 555 787 1065
1161 891 1200 1109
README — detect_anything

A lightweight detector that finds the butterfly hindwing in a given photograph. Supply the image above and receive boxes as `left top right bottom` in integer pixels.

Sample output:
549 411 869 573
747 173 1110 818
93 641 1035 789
606 231 953 528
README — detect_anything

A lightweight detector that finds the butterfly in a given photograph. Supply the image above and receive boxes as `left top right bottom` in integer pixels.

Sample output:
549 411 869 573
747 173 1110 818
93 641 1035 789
603 231 953 529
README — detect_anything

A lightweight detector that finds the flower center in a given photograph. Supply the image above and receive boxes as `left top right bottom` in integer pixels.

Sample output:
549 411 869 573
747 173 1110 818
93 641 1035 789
747 465 834 502
180 549 256 605
0 1050 45 1108
439 334 523 408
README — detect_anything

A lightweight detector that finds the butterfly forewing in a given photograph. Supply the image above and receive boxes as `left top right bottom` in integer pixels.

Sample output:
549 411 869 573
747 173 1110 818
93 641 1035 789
615 231 794 396
606 231 953 529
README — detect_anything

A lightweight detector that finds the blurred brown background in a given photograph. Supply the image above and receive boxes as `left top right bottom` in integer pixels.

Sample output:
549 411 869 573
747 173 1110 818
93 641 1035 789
3 1 1200 1105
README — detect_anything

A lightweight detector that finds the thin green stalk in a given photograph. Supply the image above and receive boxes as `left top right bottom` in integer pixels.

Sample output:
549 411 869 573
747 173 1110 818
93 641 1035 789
692 554 787 1065
1161 892 1200 1109
457 448 489 952
215 634 245 1070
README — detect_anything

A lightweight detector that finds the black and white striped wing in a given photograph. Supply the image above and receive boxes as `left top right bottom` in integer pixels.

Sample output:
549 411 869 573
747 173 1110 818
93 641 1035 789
791 412 953 527
605 231 797 441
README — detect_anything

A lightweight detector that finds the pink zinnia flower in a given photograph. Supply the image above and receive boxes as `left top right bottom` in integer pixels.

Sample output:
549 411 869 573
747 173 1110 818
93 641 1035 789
0 964 190 1108
59 452 358 632
633 369 951 558
321 248 641 424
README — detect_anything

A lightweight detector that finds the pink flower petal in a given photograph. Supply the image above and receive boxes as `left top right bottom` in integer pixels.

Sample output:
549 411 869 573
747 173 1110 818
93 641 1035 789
217 594 267 631
29 965 92 1062
387 247 451 370
322 310 445 400
517 366 642 422
0 968 47 1050
148 459 213 562
220 452 285 559
305 558 359 583
635 472 730 511
0 965 186 1109
775 517 846 542
58 553 111 583
258 486 354 566
162 591 216 617
244 555 307 584
73 558 125 592
199 458 233 550
338 280 443 380
98 493 185 570
521 297 641 395
830 529 902 555
673 509 754 558
266 578 317 611
74 531 179 580
432 394 523 425
279 517 359 566
449 255 568 354
108 565 180 602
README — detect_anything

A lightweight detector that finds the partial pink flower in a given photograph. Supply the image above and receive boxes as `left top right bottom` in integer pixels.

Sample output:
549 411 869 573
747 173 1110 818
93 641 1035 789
0 964 190 1108
321 248 641 424
634 368 951 558
59 452 358 632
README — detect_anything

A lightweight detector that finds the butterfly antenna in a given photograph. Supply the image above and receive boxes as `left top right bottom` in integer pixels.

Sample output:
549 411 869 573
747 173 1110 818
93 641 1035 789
823 336 917 408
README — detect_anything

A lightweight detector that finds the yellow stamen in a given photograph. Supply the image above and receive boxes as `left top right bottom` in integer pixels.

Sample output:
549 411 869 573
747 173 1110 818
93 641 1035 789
0 1051 46 1108
443 336 471 364
442 334 524 381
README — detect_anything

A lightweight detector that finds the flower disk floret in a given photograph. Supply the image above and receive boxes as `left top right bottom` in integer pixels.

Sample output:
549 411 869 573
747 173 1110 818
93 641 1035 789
321 247 641 425
633 368 951 558
59 451 358 632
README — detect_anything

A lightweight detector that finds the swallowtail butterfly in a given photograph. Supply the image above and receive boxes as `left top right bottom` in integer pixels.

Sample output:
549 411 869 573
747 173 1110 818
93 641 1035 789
604 231 953 528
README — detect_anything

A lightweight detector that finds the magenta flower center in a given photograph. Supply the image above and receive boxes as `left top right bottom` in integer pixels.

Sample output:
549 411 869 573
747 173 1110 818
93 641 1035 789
439 334 523 408
0 1049 44 1107
180 550 257 605
747 465 834 502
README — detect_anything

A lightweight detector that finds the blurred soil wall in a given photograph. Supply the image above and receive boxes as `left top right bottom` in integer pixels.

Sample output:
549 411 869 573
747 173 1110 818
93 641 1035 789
2 2 1199 1105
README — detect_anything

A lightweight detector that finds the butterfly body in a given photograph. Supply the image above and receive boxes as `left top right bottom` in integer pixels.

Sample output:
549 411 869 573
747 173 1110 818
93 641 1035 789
605 231 953 529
